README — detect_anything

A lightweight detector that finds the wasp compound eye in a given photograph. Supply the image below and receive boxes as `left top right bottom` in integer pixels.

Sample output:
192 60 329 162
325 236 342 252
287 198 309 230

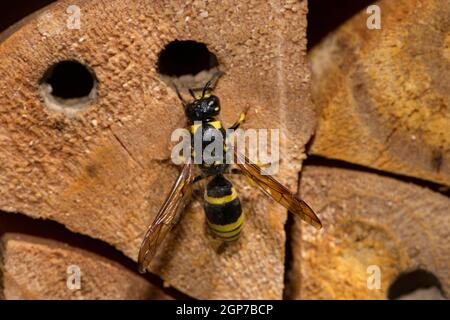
185 96 220 121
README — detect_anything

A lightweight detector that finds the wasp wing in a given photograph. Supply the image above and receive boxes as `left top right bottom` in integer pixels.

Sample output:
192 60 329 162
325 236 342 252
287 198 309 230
234 149 322 229
138 162 195 273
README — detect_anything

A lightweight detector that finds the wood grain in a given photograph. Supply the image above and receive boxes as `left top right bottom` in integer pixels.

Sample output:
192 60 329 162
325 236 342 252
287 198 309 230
0 233 169 299
0 0 314 299
287 166 450 299
309 0 450 185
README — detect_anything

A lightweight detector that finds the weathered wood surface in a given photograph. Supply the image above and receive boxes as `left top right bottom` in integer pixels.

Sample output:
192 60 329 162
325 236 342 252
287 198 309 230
287 166 450 299
0 233 169 299
0 0 314 299
309 0 450 186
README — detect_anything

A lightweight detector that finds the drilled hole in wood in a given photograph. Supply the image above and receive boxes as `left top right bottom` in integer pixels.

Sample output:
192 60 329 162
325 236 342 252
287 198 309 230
157 40 219 77
388 269 444 299
39 60 97 114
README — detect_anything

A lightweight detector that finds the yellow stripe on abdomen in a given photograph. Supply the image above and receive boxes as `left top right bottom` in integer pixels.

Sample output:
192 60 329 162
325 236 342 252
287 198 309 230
204 188 237 205
207 211 244 241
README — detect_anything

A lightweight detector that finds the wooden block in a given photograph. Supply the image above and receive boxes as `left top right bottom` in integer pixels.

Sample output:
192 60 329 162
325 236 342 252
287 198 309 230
0 233 169 299
309 0 450 185
0 0 314 299
287 166 450 299
397 287 444 300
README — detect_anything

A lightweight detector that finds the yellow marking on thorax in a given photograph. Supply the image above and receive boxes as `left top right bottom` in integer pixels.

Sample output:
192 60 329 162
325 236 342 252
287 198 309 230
190 121 222 134
208 120 222 129
190 123 201 134
205 187 237 205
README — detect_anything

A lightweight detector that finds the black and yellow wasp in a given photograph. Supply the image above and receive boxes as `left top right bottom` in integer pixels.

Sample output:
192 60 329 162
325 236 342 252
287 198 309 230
138 72 322 273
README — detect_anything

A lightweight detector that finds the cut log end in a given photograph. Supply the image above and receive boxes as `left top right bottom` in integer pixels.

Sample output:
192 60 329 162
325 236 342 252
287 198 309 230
287 165 450 300
0 233 170 300
310 0 450 186
0 0 313 299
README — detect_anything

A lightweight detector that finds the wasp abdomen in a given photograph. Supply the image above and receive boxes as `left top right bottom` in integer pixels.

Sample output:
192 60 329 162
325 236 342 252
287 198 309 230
204 175 243 242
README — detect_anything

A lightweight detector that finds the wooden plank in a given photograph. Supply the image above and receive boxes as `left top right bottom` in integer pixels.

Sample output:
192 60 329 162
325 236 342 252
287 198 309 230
287 166 450 299
309 0 450 185
0 233 170 299
0 0 314 299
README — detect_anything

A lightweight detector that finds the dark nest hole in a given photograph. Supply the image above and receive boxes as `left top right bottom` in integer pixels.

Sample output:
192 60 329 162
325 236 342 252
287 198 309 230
41 60 96 99
157 40 219 77
39 60 97 112
388 269 444 299
307 0 378 50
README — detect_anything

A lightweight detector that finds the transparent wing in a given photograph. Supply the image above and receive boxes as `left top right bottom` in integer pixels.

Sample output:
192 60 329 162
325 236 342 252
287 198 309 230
138 162 195 273
234 149 322 229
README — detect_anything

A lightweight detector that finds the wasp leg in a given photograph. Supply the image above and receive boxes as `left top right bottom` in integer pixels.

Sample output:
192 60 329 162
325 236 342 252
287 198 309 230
256 161 278 168
216 241 230 254
173 82 187 107
192 188 203 202
193 174 207 184
229 161 276 173
229 168 243 175
229 161 278 179
191 174 208 202
229 112 246 131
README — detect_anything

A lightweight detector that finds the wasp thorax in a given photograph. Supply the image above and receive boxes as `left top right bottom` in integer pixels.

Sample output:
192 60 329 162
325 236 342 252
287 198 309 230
185 95 221 121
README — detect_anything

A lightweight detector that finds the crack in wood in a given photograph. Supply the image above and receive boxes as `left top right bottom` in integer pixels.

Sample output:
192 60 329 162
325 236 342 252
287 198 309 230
109 127 144 170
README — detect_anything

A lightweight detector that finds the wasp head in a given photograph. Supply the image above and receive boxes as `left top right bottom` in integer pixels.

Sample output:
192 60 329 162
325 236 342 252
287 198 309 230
174 71 224 122
185 94 220 121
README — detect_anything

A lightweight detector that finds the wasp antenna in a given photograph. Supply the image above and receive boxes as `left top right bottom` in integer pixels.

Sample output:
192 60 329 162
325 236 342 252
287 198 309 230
172 82 187 107
202 70 225 97
189 88 196 99
212 70 225 85
202 80 213 98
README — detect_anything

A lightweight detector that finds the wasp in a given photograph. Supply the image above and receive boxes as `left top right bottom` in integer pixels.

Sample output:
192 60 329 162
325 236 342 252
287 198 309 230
138 72 322 273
